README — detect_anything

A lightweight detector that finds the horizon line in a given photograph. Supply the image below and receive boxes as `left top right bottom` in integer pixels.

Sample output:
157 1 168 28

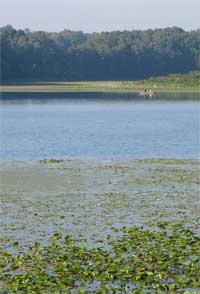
1 24 200 34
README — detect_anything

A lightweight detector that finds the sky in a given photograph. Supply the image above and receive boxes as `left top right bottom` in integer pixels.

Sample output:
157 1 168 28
0 0 199 33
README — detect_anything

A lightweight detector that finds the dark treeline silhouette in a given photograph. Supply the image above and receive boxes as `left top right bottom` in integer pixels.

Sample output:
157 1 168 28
0 25 200 81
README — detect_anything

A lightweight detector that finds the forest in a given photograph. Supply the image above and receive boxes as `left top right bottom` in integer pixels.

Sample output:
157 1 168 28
0 25 200 81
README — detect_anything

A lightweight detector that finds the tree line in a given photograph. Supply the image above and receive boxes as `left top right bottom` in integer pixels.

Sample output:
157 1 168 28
0 25 200 82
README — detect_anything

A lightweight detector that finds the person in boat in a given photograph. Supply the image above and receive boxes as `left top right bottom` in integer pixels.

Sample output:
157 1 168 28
139 89 147 96
149 88 153 97
149 88 156 97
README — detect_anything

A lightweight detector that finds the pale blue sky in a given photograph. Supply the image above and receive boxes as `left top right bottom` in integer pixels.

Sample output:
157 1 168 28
0 0 199 32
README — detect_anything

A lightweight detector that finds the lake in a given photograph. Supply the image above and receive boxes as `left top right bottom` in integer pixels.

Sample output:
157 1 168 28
0 93 199 160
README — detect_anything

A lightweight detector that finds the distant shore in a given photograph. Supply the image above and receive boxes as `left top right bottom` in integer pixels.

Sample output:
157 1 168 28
1 80 200 94
1 71 200 94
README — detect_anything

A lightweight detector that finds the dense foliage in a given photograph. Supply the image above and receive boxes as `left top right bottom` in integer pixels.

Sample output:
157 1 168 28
0 25 200 81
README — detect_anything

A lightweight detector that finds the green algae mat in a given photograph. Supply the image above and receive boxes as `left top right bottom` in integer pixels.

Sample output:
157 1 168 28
0 159 199 293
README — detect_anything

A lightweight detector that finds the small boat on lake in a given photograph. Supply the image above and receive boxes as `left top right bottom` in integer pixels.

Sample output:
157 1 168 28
138 88 156 98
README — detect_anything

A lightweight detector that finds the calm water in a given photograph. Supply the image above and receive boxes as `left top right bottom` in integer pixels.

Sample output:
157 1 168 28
0 94 199 160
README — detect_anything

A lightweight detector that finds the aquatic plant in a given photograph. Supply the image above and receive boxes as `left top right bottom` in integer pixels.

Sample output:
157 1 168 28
144 158 186 165
38 159 64 164
1 222 199 293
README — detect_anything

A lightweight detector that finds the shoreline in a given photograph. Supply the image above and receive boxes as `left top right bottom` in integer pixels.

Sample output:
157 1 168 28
1 87 200 94
1 79 200 94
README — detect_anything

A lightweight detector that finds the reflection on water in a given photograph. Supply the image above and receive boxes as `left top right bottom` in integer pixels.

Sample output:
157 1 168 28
0 92 199 160
1 91 200 104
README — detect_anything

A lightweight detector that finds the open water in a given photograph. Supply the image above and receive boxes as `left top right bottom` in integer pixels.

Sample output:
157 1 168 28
0 93 199 160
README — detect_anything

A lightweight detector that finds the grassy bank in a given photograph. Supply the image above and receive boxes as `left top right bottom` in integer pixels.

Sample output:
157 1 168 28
1 71 200 93
0 159 199 293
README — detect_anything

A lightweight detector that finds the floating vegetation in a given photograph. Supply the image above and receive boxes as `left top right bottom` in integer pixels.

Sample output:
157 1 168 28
144 158 186 165
38 159 64 164
0 159 199 293
0 222 200 293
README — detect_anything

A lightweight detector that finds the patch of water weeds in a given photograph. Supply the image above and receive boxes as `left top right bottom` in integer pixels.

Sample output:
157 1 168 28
0 159 199 248
0 222 200 293
97 164 129 173
38 158 64 164
144 158 187 165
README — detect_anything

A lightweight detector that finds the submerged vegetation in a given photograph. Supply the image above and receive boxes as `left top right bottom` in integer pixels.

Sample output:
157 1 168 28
1 223 200 293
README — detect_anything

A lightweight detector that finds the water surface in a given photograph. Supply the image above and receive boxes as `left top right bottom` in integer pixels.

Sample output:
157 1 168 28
0 93 199 160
